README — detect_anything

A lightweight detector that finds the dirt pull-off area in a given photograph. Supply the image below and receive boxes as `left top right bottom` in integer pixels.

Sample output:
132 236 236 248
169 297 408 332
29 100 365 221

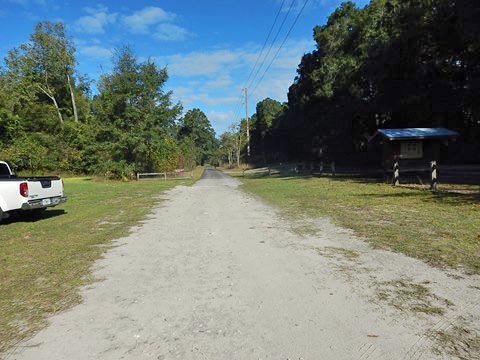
7 168 480 359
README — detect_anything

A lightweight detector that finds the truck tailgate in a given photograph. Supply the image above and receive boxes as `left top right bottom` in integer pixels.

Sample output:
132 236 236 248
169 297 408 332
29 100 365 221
27 178 64 200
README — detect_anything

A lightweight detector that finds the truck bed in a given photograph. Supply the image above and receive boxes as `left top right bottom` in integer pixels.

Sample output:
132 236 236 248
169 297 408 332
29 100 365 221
0 176 65 214
0 175 61 181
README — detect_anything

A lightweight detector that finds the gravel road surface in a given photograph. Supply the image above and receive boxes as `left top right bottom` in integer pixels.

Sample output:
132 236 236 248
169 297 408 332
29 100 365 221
9 167 480 359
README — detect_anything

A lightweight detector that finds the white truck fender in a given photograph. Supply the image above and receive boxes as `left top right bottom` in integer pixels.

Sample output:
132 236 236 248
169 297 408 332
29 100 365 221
0 194 8 218
0 195 7 212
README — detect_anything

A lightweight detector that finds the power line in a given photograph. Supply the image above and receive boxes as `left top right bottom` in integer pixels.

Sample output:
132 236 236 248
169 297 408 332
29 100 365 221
250 0 310 97
242 0 287 89
229 90 246 128
246 0 297 91
229 0 288 130
229 0 297 131
245 88 250 157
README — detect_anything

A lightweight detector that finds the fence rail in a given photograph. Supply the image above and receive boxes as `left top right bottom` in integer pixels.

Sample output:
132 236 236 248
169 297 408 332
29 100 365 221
137 170 193 181
222 163 480 187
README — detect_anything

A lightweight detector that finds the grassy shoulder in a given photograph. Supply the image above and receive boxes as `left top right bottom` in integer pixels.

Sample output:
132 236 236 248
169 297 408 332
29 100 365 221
0 167 203 354
238 173 480 274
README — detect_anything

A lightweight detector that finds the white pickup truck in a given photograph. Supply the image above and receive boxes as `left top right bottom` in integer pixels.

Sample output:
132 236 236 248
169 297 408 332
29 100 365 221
0 161 67 222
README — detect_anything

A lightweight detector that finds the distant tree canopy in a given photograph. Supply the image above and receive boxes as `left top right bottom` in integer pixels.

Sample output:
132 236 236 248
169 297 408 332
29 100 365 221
177 108 217 165
245 0 480 163
91 47 184 176
217 121 248 168
252 98 283 159
0 21 217 178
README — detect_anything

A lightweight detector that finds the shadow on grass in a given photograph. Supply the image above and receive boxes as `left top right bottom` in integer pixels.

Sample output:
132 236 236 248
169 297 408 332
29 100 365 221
243 169 480 205
359 190 479 205
1 209 67 225
245 174 317 181
244 171 383 183
422 191 480 206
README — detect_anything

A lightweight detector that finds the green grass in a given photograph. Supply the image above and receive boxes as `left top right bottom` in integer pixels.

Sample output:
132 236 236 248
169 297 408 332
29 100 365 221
0 168 203 354
238 173 480 274
375 278 452 315
432 322 480 359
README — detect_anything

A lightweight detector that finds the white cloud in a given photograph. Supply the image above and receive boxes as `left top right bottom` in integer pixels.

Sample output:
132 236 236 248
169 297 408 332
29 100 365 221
78 45 114 60
153 39 314 133
6 0 61 12
156 39 312 79
207 110 236 124
278 0 333 12
248 70 295 104
157 49 246 77
206 110 237 132
74 6 117 34
73 6 190 42
83 4 108 14
172 87 239 108
173 90 237 110
203 75 233 90
196 94 239 106
122 6 175 34
153 23 189 42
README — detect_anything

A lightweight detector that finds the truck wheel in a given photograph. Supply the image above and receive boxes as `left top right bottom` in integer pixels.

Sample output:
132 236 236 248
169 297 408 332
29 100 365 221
0 208 8 223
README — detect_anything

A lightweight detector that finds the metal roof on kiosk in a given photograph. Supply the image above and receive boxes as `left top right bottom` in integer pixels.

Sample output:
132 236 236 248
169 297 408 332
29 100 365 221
377 128 460 140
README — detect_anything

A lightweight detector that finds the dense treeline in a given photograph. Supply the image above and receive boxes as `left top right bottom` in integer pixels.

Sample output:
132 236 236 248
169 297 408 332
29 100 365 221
223 0 480 165
0 21 216 178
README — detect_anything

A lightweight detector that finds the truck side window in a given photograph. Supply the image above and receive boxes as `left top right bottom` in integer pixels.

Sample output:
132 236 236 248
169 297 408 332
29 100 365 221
0 164 10 177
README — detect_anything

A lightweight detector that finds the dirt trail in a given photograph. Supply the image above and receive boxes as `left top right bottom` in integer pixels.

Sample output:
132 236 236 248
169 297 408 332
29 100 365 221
8 168 480 359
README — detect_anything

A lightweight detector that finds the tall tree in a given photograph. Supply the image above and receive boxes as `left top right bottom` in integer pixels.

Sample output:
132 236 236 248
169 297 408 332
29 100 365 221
93 47 183 175
178 108 217 165
271 0 480 161
0 23 219 177
255 98 283 162
5 21 79 125
219 132 236 166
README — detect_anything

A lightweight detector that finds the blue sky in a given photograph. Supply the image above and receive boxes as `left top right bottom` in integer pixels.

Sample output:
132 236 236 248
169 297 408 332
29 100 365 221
0 0 369 134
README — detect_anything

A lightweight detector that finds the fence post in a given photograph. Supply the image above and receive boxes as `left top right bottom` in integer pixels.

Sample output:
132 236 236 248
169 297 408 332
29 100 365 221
430 161 438 191
392 161 400 186
164 172 167 181
268 167 272 176
137 173 140 181
319 162 324 175
331 161 336 176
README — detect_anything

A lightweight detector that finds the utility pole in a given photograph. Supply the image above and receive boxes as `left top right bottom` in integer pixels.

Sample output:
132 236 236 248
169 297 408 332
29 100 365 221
244 88 250 157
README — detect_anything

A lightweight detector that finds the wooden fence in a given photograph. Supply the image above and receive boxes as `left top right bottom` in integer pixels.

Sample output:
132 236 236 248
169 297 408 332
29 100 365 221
137 170 193 181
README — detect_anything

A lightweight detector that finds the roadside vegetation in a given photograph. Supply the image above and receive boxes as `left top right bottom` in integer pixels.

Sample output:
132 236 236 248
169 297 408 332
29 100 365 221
0 169 202 355
219 1 479 167
0 22 217 179
238 173 480 274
